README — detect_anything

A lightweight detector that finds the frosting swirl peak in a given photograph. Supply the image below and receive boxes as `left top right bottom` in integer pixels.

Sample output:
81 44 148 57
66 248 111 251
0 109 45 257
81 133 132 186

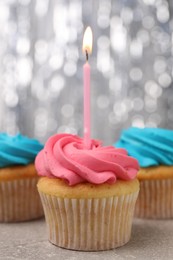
115 127 173 167
35 133 139 185
0 133 43 167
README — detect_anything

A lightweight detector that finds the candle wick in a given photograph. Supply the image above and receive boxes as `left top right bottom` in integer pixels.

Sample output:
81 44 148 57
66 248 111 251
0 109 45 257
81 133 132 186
85 50 89 61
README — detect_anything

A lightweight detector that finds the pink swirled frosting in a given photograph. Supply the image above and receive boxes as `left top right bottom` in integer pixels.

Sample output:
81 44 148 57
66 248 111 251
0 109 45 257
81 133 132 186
35 134 139 186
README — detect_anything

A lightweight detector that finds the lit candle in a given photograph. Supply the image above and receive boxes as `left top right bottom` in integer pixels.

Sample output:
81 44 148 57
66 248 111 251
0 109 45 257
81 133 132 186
82 26 93 149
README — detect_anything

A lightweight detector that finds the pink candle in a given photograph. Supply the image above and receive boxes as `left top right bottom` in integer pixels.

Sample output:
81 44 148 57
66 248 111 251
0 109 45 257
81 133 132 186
82 27 93 149
83 61 91 149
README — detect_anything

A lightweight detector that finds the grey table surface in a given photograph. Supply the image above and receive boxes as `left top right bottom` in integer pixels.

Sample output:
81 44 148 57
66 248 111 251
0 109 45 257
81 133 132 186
0 218 172 260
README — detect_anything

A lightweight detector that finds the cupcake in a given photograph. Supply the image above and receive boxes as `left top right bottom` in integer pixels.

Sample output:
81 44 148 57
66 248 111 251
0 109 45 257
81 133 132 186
35 133 139 251
115 127 173 219
0 133 44 222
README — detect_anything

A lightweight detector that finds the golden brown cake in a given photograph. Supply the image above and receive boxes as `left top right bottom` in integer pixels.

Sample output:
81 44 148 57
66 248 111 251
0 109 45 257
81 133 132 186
135 166 173 219
0 164 43 222
38 178 139 251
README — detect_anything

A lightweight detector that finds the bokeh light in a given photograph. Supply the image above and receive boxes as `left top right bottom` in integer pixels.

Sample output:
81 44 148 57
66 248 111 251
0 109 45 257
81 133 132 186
0 0 172 146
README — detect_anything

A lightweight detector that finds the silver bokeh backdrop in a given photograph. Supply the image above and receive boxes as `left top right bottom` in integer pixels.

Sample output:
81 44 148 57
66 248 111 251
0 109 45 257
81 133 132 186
0 0 173 145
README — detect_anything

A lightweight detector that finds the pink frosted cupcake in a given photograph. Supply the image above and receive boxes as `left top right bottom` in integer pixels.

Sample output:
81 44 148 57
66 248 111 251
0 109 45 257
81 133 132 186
35 133 139 251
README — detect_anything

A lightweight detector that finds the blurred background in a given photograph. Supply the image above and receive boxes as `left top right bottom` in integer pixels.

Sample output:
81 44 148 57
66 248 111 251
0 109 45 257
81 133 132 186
0 0 173 145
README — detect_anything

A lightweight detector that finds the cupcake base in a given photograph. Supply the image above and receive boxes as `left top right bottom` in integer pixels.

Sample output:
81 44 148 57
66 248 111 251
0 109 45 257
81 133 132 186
135 179 173 219
0 178 43 222
38 178 139 251
0 164 44 222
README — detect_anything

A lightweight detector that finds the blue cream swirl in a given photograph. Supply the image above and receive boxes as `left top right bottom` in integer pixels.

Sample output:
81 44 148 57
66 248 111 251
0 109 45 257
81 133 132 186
0 133 43 167
115 127 173 167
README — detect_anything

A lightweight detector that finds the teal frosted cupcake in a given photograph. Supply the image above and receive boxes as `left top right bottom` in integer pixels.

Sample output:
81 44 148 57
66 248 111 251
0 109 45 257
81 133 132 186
0 133 44 222
115 127 173 219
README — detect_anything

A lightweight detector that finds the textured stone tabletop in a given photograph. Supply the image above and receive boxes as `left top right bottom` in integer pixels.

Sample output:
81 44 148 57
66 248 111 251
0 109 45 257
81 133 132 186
0 218 173 260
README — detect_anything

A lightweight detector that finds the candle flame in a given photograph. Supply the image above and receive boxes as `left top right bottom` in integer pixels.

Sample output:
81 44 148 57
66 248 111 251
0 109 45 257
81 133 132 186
82 27 93 55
